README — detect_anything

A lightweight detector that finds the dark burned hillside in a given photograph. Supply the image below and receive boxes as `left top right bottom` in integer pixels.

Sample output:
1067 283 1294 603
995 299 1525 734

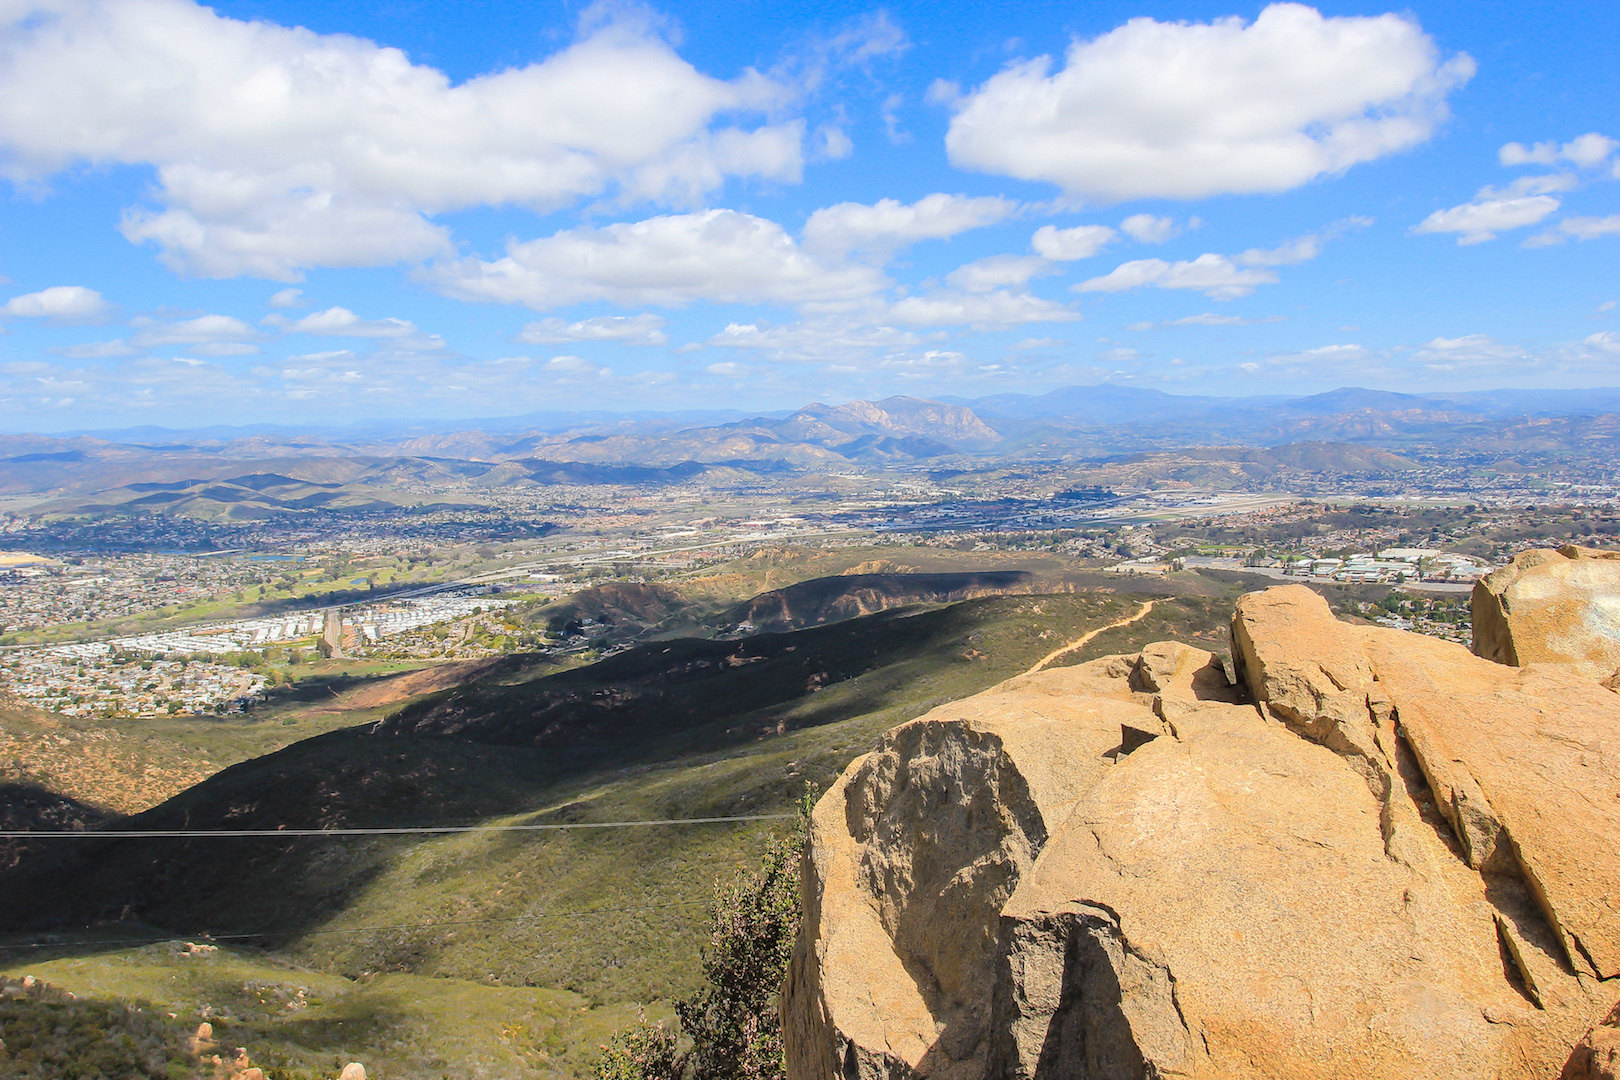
0 589 1235 1003
721 570 1035 631
536 581 694 638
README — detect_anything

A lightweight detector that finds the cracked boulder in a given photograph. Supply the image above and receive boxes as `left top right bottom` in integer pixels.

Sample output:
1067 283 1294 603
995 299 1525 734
1472 545 1620 678
785 595 1620 1079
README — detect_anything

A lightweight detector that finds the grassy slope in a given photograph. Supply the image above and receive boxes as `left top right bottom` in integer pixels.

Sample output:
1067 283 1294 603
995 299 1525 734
6 947 646 1080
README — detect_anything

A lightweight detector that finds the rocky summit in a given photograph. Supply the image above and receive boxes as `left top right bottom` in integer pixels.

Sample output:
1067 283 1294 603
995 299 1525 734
783 565 1620 1079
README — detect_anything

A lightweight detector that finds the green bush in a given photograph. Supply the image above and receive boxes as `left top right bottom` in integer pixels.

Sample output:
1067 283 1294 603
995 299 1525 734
596 806 806 1080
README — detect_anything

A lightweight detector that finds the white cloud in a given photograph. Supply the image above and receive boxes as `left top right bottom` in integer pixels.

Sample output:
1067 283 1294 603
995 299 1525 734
802 193 1019 257
272 307 418 338
2 285 108 322
1119 215 1176 243
517 314 668 346
1557 216 1620 241
1165 313 1287 327
546 355 612 378
1237 237 1320 266
885 289 1079 328
128 314 257 346
1500 133 1618 169
0 0 800 279
1030 224 1115 260
1587 331 1620 355
1410 334 1530 371
427 209 886 309
945 255 1053 293
1412 176 1572 244
942 3 1473 200
814 124 853 160
707 321 934 363
704 361 750 377
268 288 305 308
1237 216 1371 266
48 339 137 358
1077 255 1279 300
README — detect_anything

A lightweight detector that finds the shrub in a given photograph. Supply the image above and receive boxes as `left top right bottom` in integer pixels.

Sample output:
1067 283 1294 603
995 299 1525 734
595 1018 682 1080
594 804 807 1080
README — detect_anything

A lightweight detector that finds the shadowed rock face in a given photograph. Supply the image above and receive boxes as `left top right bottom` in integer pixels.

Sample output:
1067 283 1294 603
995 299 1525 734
783 588 1620 1080
1473 545 1620 678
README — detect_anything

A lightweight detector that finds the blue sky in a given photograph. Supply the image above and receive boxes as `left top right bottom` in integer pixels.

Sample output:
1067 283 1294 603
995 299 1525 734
0 0 1616 430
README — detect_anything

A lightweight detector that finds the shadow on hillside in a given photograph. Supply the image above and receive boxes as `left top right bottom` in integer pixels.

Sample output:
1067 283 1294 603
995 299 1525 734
0 589 1232 948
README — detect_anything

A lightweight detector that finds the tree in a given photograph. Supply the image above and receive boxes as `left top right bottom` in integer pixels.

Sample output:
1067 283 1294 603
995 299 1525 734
594 805 807 1080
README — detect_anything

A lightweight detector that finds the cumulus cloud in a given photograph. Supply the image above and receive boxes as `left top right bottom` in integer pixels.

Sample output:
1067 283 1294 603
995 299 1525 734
270 307 418 338
1237 215 1372 266
1077 255 1279 300
707 321 932 363
802 193 1019 257
128 314 256 346
1410 334 1530 371
885 289 1079 328
1560 216 1620 240
426 210 886 309
48 339 137 358
814 125 854 160
1500 133 1618 169
0 0 801 278
1412 175 1574 244
268 288 305 308
545 355 612 379
1526 215 1620 247
945 255 1054 293
2 285 108 322
941 3 1473 200
1155 313 1286 327
516 314 668 345
1030 224 1115 260
1588 331 1620 355
1119 215 1177 243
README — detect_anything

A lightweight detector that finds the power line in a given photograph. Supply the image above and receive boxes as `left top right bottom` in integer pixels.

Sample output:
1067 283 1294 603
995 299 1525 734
0 899 716 952
0 812 797 840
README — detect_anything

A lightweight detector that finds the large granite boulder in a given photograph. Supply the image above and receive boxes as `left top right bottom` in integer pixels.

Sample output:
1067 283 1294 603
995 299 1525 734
1473 546 1620 678
784 587 1620 1079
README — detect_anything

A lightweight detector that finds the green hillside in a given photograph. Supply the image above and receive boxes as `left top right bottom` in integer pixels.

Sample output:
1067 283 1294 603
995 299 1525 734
0 580 1242 1077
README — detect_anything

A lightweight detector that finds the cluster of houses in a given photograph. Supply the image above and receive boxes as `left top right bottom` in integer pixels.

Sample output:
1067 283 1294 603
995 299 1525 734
1282 548 1488 584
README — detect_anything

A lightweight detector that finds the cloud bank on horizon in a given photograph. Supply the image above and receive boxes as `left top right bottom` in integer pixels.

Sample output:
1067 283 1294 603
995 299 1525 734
0 0 1615 428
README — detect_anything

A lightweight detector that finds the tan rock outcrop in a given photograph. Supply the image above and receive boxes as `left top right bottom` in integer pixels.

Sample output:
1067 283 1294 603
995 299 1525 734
782 656 1163 1079
784 588 1620 1080
1236 586 1620 980
1473 546 1620 678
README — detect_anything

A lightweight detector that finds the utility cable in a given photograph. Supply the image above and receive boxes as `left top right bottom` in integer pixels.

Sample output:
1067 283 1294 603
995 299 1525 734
0 812 797 839
0 899 715 952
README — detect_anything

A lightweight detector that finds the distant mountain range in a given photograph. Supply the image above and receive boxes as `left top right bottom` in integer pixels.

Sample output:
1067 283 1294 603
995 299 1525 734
5 385 1620 514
